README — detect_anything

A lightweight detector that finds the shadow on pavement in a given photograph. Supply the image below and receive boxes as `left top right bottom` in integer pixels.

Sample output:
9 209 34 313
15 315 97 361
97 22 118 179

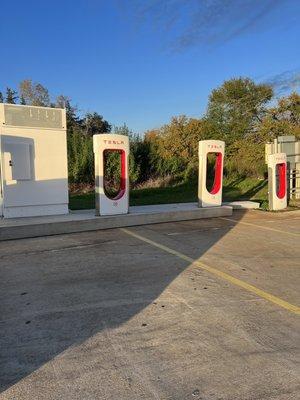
0 210 246 393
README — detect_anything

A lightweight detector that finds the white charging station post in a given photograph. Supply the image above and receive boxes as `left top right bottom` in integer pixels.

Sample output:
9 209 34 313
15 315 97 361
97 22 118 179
198 140 225 208
93 134 129 216
267 153 287 211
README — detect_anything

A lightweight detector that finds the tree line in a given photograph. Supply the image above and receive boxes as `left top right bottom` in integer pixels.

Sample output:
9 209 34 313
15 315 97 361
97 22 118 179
1 78 299 188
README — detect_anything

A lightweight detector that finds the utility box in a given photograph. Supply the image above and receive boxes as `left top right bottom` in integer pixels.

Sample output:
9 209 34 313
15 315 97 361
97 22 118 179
0 104 69 218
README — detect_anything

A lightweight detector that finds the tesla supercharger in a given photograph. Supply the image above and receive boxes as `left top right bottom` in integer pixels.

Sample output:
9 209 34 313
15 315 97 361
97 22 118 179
267 153 287 211
93 134 129 216
198 140 225 207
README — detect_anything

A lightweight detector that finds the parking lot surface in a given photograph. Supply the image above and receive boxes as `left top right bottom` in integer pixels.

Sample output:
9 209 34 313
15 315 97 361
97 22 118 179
0 210 299 400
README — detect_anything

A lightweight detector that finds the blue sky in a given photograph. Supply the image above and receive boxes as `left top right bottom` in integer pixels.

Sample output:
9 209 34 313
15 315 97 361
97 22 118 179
0 0 299 133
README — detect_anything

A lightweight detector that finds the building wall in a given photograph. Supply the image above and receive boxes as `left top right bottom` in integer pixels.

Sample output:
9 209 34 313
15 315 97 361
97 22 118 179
0 104 68 218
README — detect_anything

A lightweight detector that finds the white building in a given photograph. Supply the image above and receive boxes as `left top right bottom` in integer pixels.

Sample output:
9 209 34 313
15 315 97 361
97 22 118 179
0 104 69 218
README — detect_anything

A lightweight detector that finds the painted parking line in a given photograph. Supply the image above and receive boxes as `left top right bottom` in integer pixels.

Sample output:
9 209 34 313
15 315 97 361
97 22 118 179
219 217 300 237
121 228 300 315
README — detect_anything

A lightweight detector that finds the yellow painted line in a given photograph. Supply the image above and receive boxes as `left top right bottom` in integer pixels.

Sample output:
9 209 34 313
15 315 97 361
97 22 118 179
220 217 300 237
121 228 300 315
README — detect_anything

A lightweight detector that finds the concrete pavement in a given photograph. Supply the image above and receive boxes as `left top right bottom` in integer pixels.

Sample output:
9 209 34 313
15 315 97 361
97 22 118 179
0 210 299 399
0 203 232 241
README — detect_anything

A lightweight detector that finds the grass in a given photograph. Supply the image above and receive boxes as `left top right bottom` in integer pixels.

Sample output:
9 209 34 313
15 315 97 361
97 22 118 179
69 177 268 210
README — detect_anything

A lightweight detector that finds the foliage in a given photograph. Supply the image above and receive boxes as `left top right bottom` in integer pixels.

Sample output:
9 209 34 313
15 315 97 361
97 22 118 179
206 77 273 142
144 117 211 179
19 79 50 106
67 131 94 183
159 116 205 172
83 112 111 137
142 83 299 181
256 92 300 141
6 88 18 104
106 124 151 187
1 77 299 187
224 138 266 178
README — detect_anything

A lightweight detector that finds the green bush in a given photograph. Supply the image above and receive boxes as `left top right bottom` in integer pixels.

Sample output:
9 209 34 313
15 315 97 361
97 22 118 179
67 131 94 183
223 139 266 179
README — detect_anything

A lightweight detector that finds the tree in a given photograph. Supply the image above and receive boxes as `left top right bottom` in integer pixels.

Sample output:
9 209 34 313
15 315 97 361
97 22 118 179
275 92 300 126
68 131 94 183
19 79 50 106
83 112 111 136
33 83 50 106
144 129 162 176
20 95 26 105
56 95 69 109
56 95 81 130
113 123 132 137
19 80 34 104
0 92 3 103
205 77 273 142
256 92 300 141
111 124 147 185
6 88 18 104
154 116 206 178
